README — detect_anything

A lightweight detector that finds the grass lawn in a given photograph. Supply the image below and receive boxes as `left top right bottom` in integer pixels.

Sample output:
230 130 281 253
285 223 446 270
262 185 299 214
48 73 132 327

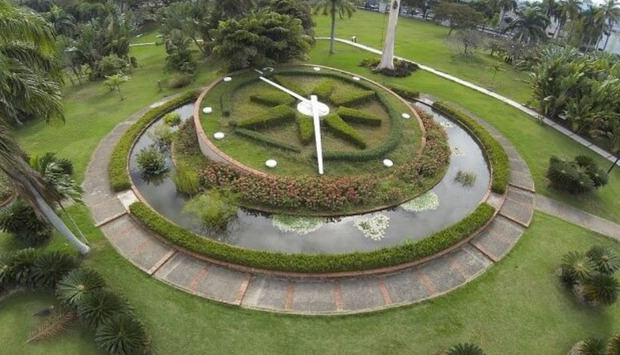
313 10 533 104
307 41 620 223
2 208 619 354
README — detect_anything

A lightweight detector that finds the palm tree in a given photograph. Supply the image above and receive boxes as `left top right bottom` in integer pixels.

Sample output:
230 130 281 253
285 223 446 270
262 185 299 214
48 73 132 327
0 0 90 255
314 0 355 54
377 0 401 70
503 7 551 44
555 0 582 38
496 0 517 28
45 5 75 37
597 0 620 50
581 5 605 50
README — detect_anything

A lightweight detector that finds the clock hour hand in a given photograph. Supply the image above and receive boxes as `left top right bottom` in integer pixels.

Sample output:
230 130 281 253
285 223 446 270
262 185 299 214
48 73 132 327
258 76 308 102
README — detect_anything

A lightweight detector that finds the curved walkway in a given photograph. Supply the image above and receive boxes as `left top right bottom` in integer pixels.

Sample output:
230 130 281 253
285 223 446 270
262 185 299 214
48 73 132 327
317 37 620 167
83 94 536 315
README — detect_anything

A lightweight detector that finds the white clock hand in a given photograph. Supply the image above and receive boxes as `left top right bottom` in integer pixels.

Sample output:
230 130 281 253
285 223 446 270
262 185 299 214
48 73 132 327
259 76 308 102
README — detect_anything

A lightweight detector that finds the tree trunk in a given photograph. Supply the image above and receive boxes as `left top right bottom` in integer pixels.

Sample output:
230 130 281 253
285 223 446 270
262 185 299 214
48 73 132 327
377 0 401 70
498 8 505 28
329 4 336 54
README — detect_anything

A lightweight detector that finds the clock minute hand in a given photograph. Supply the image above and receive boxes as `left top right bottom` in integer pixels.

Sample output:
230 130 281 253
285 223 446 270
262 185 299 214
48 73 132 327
259 76 308 102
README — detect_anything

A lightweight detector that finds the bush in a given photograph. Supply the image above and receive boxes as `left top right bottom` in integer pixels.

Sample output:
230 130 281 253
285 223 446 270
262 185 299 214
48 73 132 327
572 338 605 355
136 147 169 178
360 58 419 77
296 115 314 144
163 112 181 126
56 268 106 307
311 80 334 100
95 314 149 355
173 168 201 197
147 123 174 149
388 85 419 100
167 73 192 89
582 273 620 306
183 189 239 230
547 155 608 194
607 335 620 354
94 54 129 79
31 252 79 289
250 91 295 106
109 90 199 192
0 199 52 246
560 251 595 285
234 105 296 128
445 343 486 355
234 128 302 152
432 102 509 194
336 106 382 126
324 113 366 148
130 201 495 273
560 247 620 306
586 246 620 275
0 248 39 287
219 76 258 117
330 90 376 106
77 289 130 328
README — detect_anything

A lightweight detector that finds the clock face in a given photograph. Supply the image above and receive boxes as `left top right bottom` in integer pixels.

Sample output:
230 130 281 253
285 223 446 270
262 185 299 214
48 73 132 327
199 66 424 177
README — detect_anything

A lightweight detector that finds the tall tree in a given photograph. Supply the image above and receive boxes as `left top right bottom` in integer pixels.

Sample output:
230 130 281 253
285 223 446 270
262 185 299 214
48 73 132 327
496 0 517 28
502 7 550 44
0 0 90 254
598 0 620 50
314 0 355 54
377 0 401 70
433 3 484 35
555 0 582 38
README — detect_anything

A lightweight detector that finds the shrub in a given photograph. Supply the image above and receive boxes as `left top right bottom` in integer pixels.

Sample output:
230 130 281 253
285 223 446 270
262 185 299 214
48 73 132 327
311 80 334 100
330 90 375 106
607 335 620 354
250 91 295 106
173 168 201 197
0 173 12 202
1 248 39 287
183 189 239 230
560 247 620 306
560 251 595 285
582 273 619 306
55 158 74 176
336 106 382 126
129 201 494 273
31 252 79 289
388 85 419 100
163 112 181 126
56 268 106 307
219 76 258 117
547 156 607 194
77 289 130 328
0 198 52 246
445 343 486 355
586 246 620 275
94 54 129 79
324 113 366 148
136 147 169 177
109 90 198 192
167 73 192 89
573 338 605 355
296 115 314 144
234 128 301 152
234 105 296 128
147 123 174 149
374 59 419 77
95 314 149 355
432 102 509 194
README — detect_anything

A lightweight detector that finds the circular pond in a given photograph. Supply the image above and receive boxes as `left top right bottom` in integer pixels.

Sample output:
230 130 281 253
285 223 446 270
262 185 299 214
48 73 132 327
129 102 490 254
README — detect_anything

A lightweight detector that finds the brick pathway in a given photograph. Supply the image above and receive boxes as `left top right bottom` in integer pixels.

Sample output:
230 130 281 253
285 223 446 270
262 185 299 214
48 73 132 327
84 93 537 315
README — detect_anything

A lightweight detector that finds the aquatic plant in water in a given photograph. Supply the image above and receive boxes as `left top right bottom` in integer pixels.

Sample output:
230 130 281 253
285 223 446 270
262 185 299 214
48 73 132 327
401 191 439 212
271 215 325 235
455 171 477 187
354 214 390 241
440 120 454 128
451 146 464 157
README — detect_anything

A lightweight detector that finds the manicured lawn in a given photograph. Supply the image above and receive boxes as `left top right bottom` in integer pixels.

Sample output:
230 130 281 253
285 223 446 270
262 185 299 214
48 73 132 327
313 10 533 103
307 41 620 223
2 208 619 354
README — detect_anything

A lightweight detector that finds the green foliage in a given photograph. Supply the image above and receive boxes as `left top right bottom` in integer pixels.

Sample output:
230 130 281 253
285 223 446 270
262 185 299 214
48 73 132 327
0 198 52 246
136 147 169 178
560 251 595 285
560 247 620 306
77 289 130 328
234 105 296 128
183 189 239 230
212 10 311 70
582 273 620 306
129 201 495 273
234 128 302 152
311 79 334 100
95 314 149 355
109 90 198 192
250 91 295 106
147 123 174 149
95 54 129 78
336 106 382 126
360 57 419 77
219 75 259 117
56 268 106 307
31 252 79 289
103 74 129 100
273 75 308 97
455 171 477 187
324 113 366 148
163 112 181 126
173 168 201 197
547 156 608 194
433 102 510 194
296 115 314 144
607 335 620 355
575 338 605 355
433 3 484 35
445 342 486 355
168 73 193 89
268 0 316 39
388 85 419 100
163 29 196 74
330 90 375 106
586 246 620 275
0 248 39 287
0 173 12 202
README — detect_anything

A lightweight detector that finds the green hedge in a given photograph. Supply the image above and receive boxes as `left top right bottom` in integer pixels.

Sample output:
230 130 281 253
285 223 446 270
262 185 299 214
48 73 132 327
234 128 301 152
250 91 295 106
388 85 420 100
130 201 495 273
432 102 510 194
311 80 334 100
324 113 367 149
330 90 376 106
273 75 308 97
336 106 382 126
234 105 296 128
220 75 259 116
108 90 199 192
296 115 314 144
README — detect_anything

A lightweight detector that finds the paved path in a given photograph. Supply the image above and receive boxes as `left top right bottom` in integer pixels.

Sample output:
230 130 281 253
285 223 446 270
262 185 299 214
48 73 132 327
317 37 620 167
83 95 536 315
